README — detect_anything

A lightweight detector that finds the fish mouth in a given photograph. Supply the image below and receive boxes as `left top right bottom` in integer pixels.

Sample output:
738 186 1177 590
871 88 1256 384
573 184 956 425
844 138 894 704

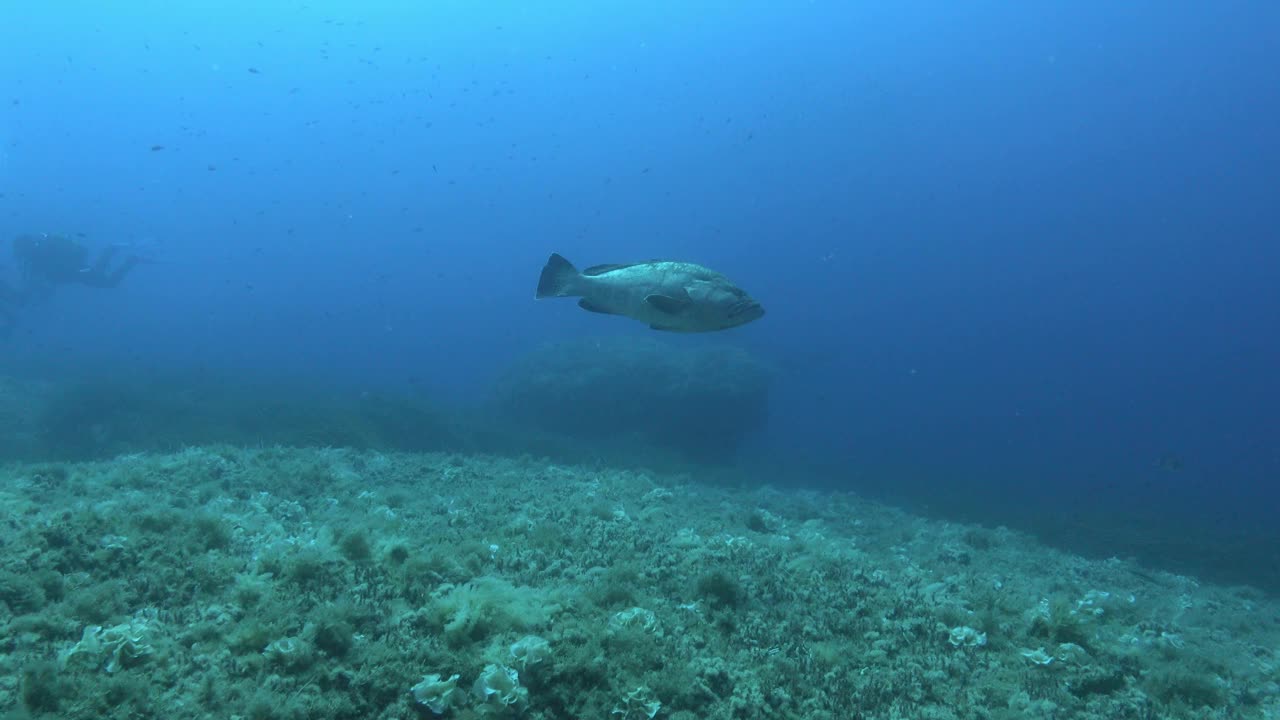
729 300 764 320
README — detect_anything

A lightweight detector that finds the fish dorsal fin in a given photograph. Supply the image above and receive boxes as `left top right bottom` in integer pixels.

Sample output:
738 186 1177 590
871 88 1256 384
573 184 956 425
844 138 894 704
582 260 665 276
645 293 690 315
582 262 636 276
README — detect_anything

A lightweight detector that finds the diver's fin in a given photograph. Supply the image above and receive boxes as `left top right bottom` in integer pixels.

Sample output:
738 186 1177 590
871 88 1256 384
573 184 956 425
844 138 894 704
645 293 690 315
536 253 580 298
577 298 620 315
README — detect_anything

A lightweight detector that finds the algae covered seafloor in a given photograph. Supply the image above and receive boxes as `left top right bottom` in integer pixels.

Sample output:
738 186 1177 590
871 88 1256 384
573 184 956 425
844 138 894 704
0 447 1276 720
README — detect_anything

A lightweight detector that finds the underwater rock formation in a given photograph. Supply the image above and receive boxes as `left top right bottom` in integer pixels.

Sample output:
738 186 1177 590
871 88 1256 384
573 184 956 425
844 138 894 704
491 336 772 461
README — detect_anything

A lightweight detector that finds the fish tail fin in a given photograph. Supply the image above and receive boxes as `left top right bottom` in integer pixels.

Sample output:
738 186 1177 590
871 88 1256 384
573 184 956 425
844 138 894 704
536 253 581 298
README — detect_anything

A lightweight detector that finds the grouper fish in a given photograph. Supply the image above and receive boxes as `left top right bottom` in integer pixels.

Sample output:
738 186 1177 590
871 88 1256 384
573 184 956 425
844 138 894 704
535 253 765 332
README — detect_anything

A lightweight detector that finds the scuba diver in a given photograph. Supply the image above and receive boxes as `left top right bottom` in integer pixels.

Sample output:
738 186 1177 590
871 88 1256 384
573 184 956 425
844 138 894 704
12 233 141 290
0 234 146 337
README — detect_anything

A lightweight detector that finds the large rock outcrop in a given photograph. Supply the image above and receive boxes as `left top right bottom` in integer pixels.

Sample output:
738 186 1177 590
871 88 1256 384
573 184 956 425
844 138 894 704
491 337 772 461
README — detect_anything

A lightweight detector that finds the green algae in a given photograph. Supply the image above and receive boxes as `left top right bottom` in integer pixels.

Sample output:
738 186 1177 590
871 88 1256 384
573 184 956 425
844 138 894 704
0 446 1276 719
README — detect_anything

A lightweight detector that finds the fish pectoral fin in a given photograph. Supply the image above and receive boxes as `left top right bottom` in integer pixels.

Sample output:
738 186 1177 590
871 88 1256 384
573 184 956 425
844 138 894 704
577 298 620 315
645 293 690 315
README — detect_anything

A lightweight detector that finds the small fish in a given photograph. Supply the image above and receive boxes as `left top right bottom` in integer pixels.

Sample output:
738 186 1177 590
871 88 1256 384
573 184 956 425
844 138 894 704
535 253 764 332
150 145 165 151
248 67 260 74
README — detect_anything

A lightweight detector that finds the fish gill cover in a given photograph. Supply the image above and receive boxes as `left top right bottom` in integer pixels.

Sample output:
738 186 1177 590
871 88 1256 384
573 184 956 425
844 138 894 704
0 1 1278 719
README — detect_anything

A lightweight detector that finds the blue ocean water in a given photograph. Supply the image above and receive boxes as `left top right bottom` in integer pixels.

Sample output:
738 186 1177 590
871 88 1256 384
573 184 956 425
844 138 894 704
1 2 1277 585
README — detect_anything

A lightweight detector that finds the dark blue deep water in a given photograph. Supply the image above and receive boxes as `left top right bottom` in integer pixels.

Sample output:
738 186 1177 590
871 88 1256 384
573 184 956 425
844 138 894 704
2 2 1277 588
